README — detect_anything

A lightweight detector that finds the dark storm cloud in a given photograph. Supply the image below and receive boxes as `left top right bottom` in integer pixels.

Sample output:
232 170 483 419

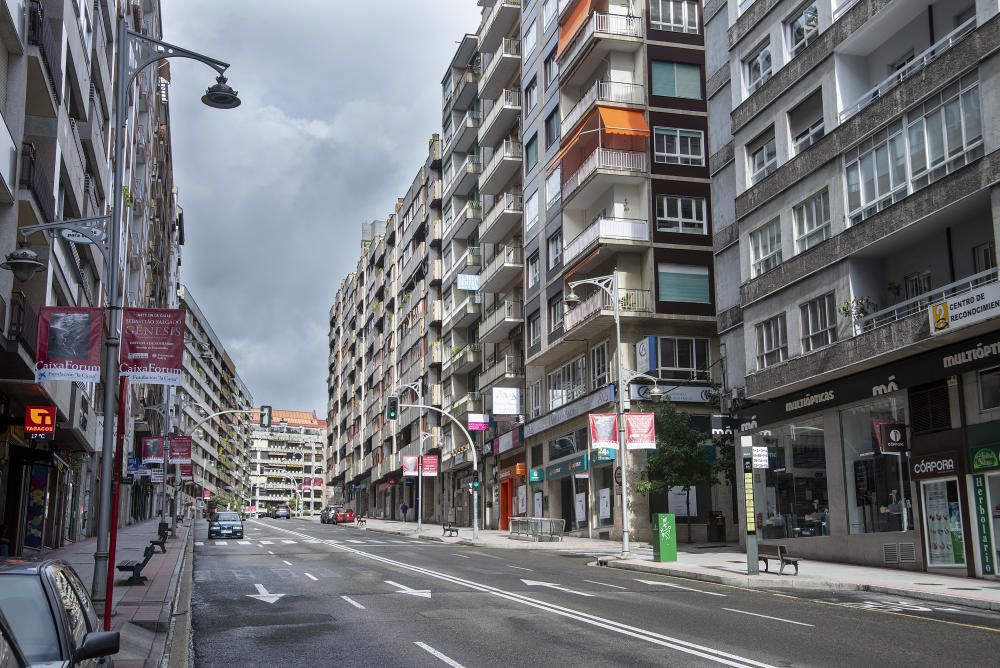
163 1 481 413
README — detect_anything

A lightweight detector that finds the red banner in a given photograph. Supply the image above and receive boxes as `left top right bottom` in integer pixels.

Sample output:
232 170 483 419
402 455 419 477
120 308 185 385
179 463 194 481
421 455 439 477
142 436 164 465
625 413 656 450
589 413 618 449
203 489 212 499
168 436 193 464
35 307 103 382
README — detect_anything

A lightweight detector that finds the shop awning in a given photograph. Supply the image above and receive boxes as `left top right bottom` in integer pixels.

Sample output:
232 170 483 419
597 107 650 137
556 0 592 60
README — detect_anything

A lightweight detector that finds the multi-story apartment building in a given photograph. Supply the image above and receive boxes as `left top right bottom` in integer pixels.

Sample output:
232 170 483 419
0 0 185 556
709 0 1000 577
518 0 723 542
177 285 253 509
251 409 326 516
327 138 445 522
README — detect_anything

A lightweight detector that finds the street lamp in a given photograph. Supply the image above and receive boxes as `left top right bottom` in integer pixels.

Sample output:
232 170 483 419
564 271 666 558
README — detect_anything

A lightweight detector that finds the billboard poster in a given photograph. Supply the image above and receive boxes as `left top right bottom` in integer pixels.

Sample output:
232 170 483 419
421 455 439 477
35 307 103 382
168 436 193 464
120 308 185 385
23 465 48 551
588 413 618 449
402 455 419 477
625 413 656 450
492 387 521 415
142 436 164 465
468 412 490 431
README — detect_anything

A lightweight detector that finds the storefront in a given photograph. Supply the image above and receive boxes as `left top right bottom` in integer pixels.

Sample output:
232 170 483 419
910 450 969 573
545 453 589 534
493 426 526 530
967 420 1000 577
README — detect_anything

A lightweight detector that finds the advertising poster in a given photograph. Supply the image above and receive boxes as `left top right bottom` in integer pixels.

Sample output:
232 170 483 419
923 480 966 566
588 413 618 449
421 455 439 477
517 485 527 515
23 465 48 551
120 308 185 385
468 413 490 431
168 436 193 464
667 487 697 516
574 492 587 523
599 487 612 520
34 307 103 382
142 436 164 465
179 463 194 481
402 455 419 477
492 387 521 416
534 491 543 517
625 413 656 450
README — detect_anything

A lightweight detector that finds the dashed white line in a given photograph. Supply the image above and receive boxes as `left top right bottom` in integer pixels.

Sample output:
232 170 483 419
415 641 465 668
507 565 533 571
450 553 470 559
282 560 293 566
194 542 204 546
346 539 364 544
341 595 365 610
213 541 228 546
238 541 251 545
267 550 274 555
281 539 296 544
636 579 727 597
722 608 814 627
585 579 626 589
260 540 274 545
304 573 318 581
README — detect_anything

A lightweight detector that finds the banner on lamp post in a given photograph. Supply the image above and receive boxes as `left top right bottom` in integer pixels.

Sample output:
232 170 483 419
34 307 104 382
588 413 619 449
625 413 656 450
402 455 419 477
179 463 194 481
421 455 439 477
120 308 185 385
141 436 164 465
168 435 192 464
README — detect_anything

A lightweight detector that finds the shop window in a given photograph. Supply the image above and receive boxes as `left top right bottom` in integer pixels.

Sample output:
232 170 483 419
547 426 587 461
840 398 912 535
921 478 966 567
980 367 1000 411
753 416 829 539
909 382 951 433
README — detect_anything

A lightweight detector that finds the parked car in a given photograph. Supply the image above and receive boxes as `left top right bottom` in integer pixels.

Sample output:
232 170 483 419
208 511 244 539
0 609 29 668
0 559 120 667
273 505 291 519
325 506 355 525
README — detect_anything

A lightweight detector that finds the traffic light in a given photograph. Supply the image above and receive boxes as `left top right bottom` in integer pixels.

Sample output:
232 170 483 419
259 405 272 428
472 470 480 489
386 396 399 420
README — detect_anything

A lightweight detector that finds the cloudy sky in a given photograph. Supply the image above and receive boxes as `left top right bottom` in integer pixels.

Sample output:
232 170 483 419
162 1 482 416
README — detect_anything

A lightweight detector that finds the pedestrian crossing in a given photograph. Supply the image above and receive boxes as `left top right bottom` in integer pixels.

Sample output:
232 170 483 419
195 537 424 547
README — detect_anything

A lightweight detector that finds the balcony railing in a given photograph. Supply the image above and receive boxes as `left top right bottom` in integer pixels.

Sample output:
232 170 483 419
562 80 644 135
482 89 521 132
481 299 524 333
445 343 482 370
562 148 647 201
19 143 55 222
563 217 649 266
481 0 522 45
446 108 481 153
839 17 976 124
560 12 643 69
28 1 62 103
483 140 523 180
481 38 521 83
480 354 524 387
482 245 523 285
6 291 38 357
565 288 650 331
482 192 523 235
857 268 998 334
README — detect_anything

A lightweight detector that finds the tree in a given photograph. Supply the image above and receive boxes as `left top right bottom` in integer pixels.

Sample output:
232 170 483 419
636 401 721 543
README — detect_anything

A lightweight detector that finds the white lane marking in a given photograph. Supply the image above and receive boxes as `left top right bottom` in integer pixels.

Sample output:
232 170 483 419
722 608 814 627
391 540 410 544
267 550 274 555
260 540 274 545
304 573 318 581
415 641 465 668
366 540 385 545
346 539 365 544
194 542 204 546
341 595 365 610
521 579 594 597
450 553 470 559
249 519 775 668
385 580 432 599
507 565 533 571
465 551 503 560
282 560 293 566
585 579 626 590
238 541 251 545
213 541 229 546
281 539 296 544
635 579 727 597
305 540 321 544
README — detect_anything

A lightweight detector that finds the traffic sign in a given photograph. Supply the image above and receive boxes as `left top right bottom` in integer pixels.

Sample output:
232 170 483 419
614 466 622 485
259 405 272 428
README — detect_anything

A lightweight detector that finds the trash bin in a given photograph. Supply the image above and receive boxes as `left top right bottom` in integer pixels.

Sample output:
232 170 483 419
158 521 169 537
651 513 677 563
708 510 726 543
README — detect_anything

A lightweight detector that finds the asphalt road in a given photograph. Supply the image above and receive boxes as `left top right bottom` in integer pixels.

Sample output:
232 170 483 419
190 517 1000 667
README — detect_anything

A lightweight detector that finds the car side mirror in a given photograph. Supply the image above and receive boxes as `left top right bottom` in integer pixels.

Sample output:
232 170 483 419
73 631 120 662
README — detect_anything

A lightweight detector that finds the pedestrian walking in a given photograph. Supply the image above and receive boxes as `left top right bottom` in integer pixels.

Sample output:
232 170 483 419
400 502 409 523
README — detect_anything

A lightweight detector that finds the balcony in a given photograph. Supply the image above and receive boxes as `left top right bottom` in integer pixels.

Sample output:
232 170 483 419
428 299 443 326
444 246 482 288
480 245 523 293
451 391 484 419
453 65 479 111
562 148 647 206
480 38 521 100
444 293 482 330
444 343 482 375
479 299 524 344
429 218 443 247
27 0 62 106
19 143 55 222
448 108 481 157
480 354 524 389
559 12 643 88
429 342 443 367
480 0 521 52
444 153 481 200
479 89 521 148
564 287 650 338
480 192 523 244
562 81 644 137
429 258 443 286
838 17 976 124
480 140 522 196
563 217 649 270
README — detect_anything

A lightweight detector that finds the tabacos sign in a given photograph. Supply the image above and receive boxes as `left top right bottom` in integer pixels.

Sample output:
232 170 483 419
25 405 56 434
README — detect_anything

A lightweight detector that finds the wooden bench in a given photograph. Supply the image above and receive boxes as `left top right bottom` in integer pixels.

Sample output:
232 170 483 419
117 544 157 585
442 522 459 537
758 544 800 575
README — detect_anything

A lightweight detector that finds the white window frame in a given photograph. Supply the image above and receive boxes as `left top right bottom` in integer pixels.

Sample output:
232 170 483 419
657 337 711 381
799 292 837 353
793 189 830 252
524 18 537 57
656 194 707 234
530 380 543 419
529 312 541 346
544 49 559 88
545 167 562 208
745 41 772 94
750 219 782 277
525 190 539 233
793 117 824 154
525 77 538 111
590 340 609 389
650 0 699 33
755 314 788 370
547 231 562 269
786 2 818 58
548 355 585 409
548 295 563 331
653 127 705 166
527 252 540 288
542 0 557 28
748 134 777 185
973 241 997 274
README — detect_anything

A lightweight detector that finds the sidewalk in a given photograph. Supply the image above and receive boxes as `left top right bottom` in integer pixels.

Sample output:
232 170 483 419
43 516 192 667
347 517 1000 611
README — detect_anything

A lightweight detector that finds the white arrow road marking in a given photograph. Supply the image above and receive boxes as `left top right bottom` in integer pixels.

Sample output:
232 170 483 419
415 641 465 668
384 579 432 598
635 579 727 597
585 579 626 590
341 595 365 610
722 608 814 627
521 579 595 597
246 583 285 604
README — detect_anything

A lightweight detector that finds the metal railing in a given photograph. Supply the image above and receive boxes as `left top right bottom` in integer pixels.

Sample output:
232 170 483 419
560 13 643 69
19 143 56 222
562 148 647 201
563 217 649 266
481 0 521 43
562 80 644 135
445 343 482 371
509 517 565 542
481 245 523 285
483 140 523 181
483 192 523 236
28 1 63 103
565 288 650 331
480 354 524 387
446 108 481 153
857 268 998 333
481 299 524 334
481 38 521 84
482 89 521 132
839 17 976 124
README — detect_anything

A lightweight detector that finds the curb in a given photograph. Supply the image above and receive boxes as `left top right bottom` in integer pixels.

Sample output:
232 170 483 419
150 523 193 666
600 559 1000 612
361 525 447 542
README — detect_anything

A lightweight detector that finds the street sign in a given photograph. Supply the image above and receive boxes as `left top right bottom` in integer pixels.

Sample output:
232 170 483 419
60 227 105 245
614 466 622 485
127 457 139 473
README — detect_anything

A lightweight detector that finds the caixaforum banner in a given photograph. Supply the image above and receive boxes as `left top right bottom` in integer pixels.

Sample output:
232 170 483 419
120 308 184 385
35 307 103 382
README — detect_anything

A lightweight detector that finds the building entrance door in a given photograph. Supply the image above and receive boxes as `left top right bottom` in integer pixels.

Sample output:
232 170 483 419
500 479 512 530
